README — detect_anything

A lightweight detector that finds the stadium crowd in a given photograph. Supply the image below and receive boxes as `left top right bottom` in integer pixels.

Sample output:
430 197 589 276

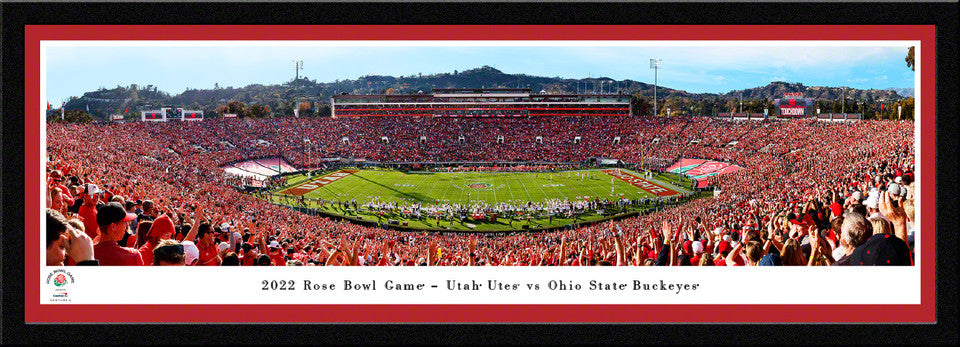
45 115 915 266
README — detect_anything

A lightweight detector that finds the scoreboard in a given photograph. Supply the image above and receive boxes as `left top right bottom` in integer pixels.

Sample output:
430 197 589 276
773 93 814 117
141 107 203 121
143 111 163 121
164 107 183 120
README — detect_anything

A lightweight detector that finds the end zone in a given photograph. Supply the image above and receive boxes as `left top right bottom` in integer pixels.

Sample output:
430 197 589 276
280 170 358 196
601 169 679 196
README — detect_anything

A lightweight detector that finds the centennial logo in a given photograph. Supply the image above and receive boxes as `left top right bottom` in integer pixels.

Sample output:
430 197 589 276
467 183 492 189
45 269 74 302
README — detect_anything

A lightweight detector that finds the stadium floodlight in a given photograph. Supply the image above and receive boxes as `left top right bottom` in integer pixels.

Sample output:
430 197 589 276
293 60 303 81
650 59 661 116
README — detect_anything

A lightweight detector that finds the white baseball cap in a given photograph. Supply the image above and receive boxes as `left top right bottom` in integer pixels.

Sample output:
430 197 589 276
181 241 200 265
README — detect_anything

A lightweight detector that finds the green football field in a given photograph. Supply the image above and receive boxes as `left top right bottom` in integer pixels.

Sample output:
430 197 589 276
263 168 695 231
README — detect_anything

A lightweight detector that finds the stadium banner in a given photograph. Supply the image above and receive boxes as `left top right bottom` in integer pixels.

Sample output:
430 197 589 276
688 165 742 180
666 158 707 173
684 161 730 177
816 113 862 122
667 159 742 188
223 113 238 118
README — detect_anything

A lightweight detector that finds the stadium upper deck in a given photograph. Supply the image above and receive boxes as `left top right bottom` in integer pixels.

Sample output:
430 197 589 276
331 88 631 117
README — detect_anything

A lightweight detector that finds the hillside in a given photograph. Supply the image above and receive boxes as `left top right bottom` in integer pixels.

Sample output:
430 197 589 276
721 81 904 102
58 67 909 120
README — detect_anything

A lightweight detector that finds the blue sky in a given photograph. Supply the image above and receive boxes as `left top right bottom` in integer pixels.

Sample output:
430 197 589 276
44 44 915 106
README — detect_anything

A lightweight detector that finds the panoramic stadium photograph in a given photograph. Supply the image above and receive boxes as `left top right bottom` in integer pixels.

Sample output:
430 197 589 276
43 42 917 268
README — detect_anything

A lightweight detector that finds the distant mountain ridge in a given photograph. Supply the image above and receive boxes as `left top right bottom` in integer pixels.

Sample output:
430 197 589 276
885 87 914 98
720 81 904 103
60 66 909 119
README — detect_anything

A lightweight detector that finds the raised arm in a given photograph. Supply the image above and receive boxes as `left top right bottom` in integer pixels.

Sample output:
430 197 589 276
468 234 478 266
654 220 673 266
878 191 909 245
427 237 438 266
635 234 644 265
613 233 626 266
182 205 204 243
725 241 743 266
559 235 567 266
338 233 361 266
255 224 268 256
807 231 822 266
669 241 678 266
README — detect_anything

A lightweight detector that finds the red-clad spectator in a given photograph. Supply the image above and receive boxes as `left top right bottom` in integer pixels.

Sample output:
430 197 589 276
195 223 221 265
139 214 175 266
92 202 143 266
77 183 103 240
240 243 258 266
44 116 914 267
267 241 286 266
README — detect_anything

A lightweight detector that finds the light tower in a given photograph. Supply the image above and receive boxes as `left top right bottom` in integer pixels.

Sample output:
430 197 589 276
293 60 303 81
650 58 661 116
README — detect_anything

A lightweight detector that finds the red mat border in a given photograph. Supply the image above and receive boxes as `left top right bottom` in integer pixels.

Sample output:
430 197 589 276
25 25 936 323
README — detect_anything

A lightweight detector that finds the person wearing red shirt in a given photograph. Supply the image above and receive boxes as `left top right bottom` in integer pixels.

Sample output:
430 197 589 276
78 184 103 240
240 243 258 266
284 247 300 263
92 202 143 266
195 223 221 266
139 214 175 266
689 241 704 265
714 241 732 266
267 241 286 266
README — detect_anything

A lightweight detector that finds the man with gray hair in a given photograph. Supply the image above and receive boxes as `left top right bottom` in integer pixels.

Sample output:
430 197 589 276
833 211 873 266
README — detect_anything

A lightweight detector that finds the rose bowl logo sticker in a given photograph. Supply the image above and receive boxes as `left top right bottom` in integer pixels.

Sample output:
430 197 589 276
467 183 492 189
45 269 75 302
